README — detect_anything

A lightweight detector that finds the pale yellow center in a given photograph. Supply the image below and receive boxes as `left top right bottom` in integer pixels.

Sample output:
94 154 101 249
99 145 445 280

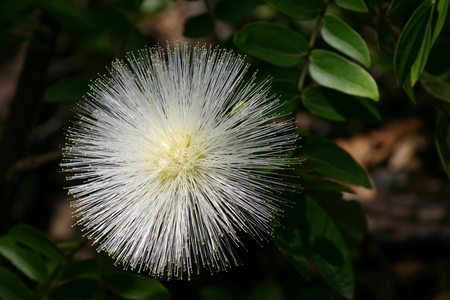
156 132 205 180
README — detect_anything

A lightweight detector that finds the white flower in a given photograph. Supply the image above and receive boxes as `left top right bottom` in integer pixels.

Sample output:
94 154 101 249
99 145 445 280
62 42 297 279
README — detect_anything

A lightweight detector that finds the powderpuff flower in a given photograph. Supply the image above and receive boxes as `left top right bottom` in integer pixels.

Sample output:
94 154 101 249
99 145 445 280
62 42 297 279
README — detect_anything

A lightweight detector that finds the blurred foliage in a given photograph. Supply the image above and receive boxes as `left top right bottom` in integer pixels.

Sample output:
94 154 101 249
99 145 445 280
0 0 450 299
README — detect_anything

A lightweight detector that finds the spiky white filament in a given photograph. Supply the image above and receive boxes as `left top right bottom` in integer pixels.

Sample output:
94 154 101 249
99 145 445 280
62 42 297 280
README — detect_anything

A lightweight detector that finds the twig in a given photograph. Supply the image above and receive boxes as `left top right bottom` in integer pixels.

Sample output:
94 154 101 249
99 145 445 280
6 150 61 180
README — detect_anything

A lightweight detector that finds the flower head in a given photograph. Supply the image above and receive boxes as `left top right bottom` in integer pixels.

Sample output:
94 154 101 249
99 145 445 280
62 42 297 279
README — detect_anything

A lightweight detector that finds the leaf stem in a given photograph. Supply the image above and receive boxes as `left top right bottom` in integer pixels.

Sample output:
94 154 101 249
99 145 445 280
297 2 328 92
31 238 89 300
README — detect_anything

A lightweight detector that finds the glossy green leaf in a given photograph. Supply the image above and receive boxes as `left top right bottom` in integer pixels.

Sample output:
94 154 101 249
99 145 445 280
295 156 330 173
183 13 213 38
432 0 449 43
321 15 370 67
309 50 379 100
9 224 64 262
435 111 450 180
49 278 99 299
271 80 299 103
298 135 371 188
421 72 450 102
264 0 325 21
410 9 433 86
61 259 100 280
394 0 433 87
274 201 311 281
302 86 382 124
234 22 309 67
104 273 171 300
215 0 263 22
0 236 47 282
403 81 416 103
45 77 90 102
335 0 368 12
36 0 93 34
307 191 367 252
299 194 354 299
0 266 31 300
300 175 355 194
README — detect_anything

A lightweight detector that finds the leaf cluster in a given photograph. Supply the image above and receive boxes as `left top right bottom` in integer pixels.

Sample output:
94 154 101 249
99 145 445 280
0 224 170 300
182 0 450 298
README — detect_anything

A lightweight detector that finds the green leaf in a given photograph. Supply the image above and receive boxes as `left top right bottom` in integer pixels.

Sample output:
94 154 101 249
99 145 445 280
215 0 264 22
61 259 100 280
0 236 48 282
264 0 325 21
44 77 90 102
298 135 371 188
308 50 379 100
299 194 354 299
435 111 450 180
271 80 299 103
402 82 416 103
234 22 309 67
256 66 301 84
387 0 422 16
432 0 449 43
274 202 311 281
307 191 367 252
183 13 213 38
104 273 171 300
387 0 417 15
0 266 31 300
300 175 356 194
36 0 93 34
98 252 123 275
9 224 64 262
270 80 298 116
335 0 368 12
394 0 433 87
409 9 433 86
295 156 330 174
302 86 382 124
321 14 370 67
421 72 450 103
49 278 99 299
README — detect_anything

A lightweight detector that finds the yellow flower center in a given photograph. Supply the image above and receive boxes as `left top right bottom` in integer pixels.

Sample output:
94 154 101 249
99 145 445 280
156 132 205 180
